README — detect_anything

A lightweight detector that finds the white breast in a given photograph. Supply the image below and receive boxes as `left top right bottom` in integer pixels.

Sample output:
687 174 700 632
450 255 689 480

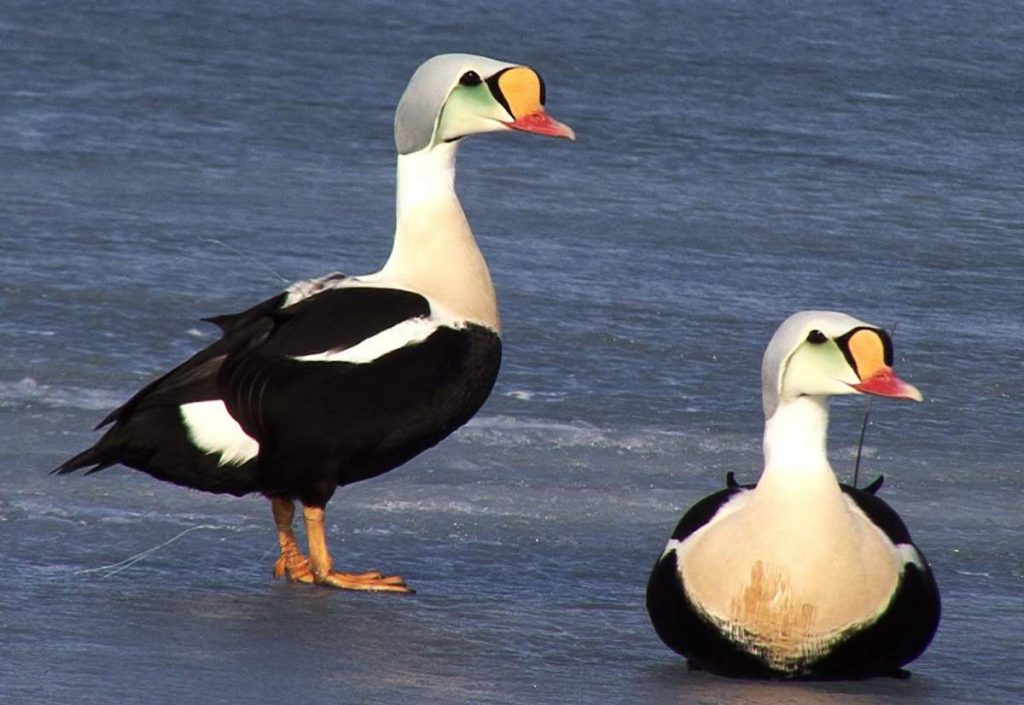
676 489 903 668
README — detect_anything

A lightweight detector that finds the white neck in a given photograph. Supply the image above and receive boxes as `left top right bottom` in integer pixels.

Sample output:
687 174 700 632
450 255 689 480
379 142 500 331
394 141 459 218
759 395 838 493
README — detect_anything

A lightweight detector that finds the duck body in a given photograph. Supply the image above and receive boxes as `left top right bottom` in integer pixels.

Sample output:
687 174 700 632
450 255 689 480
647 474 940 679
646 311 940 678
66 277 501 508
56 53 573 592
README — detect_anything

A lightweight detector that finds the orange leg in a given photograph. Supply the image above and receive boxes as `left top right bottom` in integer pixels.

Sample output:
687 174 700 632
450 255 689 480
302 505 414 594
271 497 313 583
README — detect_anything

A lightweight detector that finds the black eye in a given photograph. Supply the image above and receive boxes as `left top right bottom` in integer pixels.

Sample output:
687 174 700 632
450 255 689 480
807 330 828 344
459 70 482 86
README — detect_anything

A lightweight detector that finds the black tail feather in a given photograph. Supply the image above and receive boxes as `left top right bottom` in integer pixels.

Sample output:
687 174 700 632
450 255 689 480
53 428 123 475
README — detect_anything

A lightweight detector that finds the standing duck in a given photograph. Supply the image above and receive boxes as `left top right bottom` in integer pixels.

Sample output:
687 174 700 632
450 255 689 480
647 311 940 677
56 53 574 593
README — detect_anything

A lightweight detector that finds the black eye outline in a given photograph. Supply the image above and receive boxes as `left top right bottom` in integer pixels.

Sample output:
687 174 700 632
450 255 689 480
459 70 482 86
807 330 828 344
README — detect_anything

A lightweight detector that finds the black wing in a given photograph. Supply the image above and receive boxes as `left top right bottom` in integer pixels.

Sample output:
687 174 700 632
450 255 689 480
255 286 431 357
646 482 766 674
812 482 941 678
55 285 432 496
665 472 755 543
839 481 913 546
216 287 505 502
54 292 286 483
94 292 288 429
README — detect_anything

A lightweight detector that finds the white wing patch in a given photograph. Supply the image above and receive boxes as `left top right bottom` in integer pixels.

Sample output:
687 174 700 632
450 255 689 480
280 274 471 364
179 400 259 466
292 316 461 364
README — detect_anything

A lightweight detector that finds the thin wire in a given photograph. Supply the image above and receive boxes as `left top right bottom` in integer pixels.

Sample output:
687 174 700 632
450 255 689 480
203 237 289 285
76 524 227 579
853 321 898 489
853 398 874 489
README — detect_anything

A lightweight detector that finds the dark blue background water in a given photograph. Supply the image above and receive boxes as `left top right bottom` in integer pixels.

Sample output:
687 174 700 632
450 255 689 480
2 2 1021 703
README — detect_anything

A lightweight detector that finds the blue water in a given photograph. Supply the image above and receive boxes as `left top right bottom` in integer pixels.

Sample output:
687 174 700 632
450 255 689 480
1 2 1022 703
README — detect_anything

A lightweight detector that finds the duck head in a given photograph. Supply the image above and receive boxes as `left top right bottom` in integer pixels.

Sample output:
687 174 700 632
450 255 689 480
394 53 575 155
761 310 922 419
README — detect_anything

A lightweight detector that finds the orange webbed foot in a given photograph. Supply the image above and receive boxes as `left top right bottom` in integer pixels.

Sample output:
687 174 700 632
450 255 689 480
315 570 415 594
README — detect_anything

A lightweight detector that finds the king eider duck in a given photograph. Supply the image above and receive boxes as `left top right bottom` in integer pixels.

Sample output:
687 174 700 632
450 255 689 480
646 311 940 678
56 54 574 594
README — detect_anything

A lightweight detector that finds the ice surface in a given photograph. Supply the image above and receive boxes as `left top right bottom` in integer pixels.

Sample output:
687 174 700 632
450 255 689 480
2 2 1022 704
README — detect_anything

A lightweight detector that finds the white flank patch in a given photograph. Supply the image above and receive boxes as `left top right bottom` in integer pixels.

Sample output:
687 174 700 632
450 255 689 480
661 538 684 560
292 316 455 364
897 542 927 570
179 400 259 466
